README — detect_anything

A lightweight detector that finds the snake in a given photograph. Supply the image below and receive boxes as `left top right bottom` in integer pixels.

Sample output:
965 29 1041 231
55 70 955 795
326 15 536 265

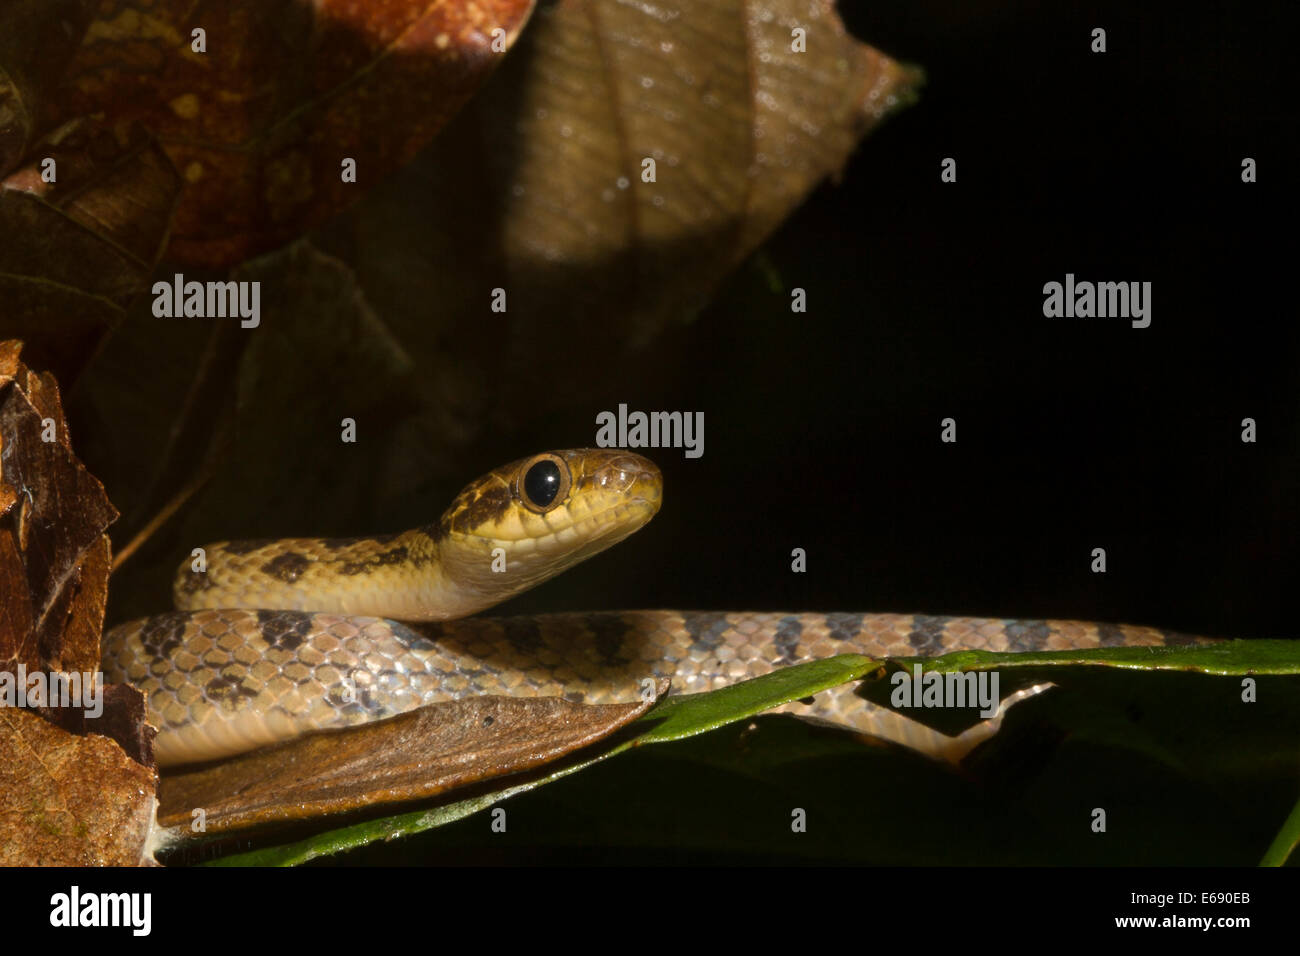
101 448 1210 768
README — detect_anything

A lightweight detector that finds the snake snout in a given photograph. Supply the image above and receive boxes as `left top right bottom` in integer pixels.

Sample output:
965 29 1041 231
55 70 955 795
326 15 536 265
589 450 663 513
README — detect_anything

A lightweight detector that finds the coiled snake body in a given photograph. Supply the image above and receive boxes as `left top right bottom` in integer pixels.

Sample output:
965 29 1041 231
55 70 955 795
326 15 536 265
102 449 1207 767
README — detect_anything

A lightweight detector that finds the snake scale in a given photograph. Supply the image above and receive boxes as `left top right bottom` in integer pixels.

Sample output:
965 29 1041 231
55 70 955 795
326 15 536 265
101 449 1208 767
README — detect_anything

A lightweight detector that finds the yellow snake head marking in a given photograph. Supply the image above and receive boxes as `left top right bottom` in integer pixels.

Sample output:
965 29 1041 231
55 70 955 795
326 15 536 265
172 449 662 621
435 449 663 610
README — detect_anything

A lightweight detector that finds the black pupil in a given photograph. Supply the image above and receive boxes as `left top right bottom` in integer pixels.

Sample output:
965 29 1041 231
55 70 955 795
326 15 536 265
523 460 562 507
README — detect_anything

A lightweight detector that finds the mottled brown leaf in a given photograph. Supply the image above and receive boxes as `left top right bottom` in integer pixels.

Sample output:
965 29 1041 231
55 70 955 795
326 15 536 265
0 339 153 750
0 343 156 864
0 342 117 672
158 689 662 836
51 0 537 268
0 126 180 385
0 704 156 865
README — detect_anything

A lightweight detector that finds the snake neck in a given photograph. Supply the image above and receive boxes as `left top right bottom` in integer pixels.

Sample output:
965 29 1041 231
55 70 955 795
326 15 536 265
171 449 663 621
173 529 481 621
172 525 616 621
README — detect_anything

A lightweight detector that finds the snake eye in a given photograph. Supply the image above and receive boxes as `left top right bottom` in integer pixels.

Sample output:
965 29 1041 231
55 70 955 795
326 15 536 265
516 453 571 513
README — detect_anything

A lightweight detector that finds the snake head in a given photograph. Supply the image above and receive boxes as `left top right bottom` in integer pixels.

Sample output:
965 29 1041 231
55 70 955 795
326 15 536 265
436 448 662 606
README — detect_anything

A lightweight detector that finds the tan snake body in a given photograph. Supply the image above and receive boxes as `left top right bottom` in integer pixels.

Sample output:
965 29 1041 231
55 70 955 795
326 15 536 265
100 449 1209 767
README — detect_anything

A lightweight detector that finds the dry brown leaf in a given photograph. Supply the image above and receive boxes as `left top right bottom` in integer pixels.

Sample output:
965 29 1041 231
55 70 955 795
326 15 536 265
0 126 180 385
158 688 664 836
48 0 537 268
0 705 155 865
4 119 182 264
337 0 921 358
0 341 157 864
0 341 117 672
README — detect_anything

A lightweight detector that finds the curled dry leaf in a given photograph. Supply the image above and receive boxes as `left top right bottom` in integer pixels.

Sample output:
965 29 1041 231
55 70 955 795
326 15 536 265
0 341 156 865
0 126 180 386
337 0 922 368
0 340 116 672
49 0 538 268
157 687 665 837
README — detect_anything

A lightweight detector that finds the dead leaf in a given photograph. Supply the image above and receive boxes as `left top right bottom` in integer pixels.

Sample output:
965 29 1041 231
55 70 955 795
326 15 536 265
0 125 180 385
0 704 156 865
0 340 157 864
48 0 537 268
158 688 663 836
0 341 117 672
333 0 922 359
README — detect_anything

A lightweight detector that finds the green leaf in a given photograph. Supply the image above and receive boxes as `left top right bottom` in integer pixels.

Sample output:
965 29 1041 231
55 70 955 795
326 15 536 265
899 639 1300 676
632 654 879 743
1260 795 1300 867
196 644 1300 865
199 654 880 865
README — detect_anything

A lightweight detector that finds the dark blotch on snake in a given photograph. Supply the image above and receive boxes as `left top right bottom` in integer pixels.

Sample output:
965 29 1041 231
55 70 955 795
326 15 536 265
1004 620 1053 651
773 616 804 665
256 610 313 651
504 617 543 654
1159 628 1199 646
140 612 188 659
446 481 513 534
908 615 949 654
683 612 730 654
204 674 259 703
340 545 410 576
586 613 634 666
826 612 866 645
1096 623 1128 647
411 621 447 644
261 551 310 583
386 620 439 654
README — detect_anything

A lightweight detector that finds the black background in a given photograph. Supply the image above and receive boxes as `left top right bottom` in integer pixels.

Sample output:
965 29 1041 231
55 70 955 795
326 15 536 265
500 0 1299 646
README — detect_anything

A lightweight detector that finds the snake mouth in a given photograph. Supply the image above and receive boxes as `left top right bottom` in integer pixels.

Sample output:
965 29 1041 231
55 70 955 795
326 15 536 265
461 489 661 553
545 493 661 550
